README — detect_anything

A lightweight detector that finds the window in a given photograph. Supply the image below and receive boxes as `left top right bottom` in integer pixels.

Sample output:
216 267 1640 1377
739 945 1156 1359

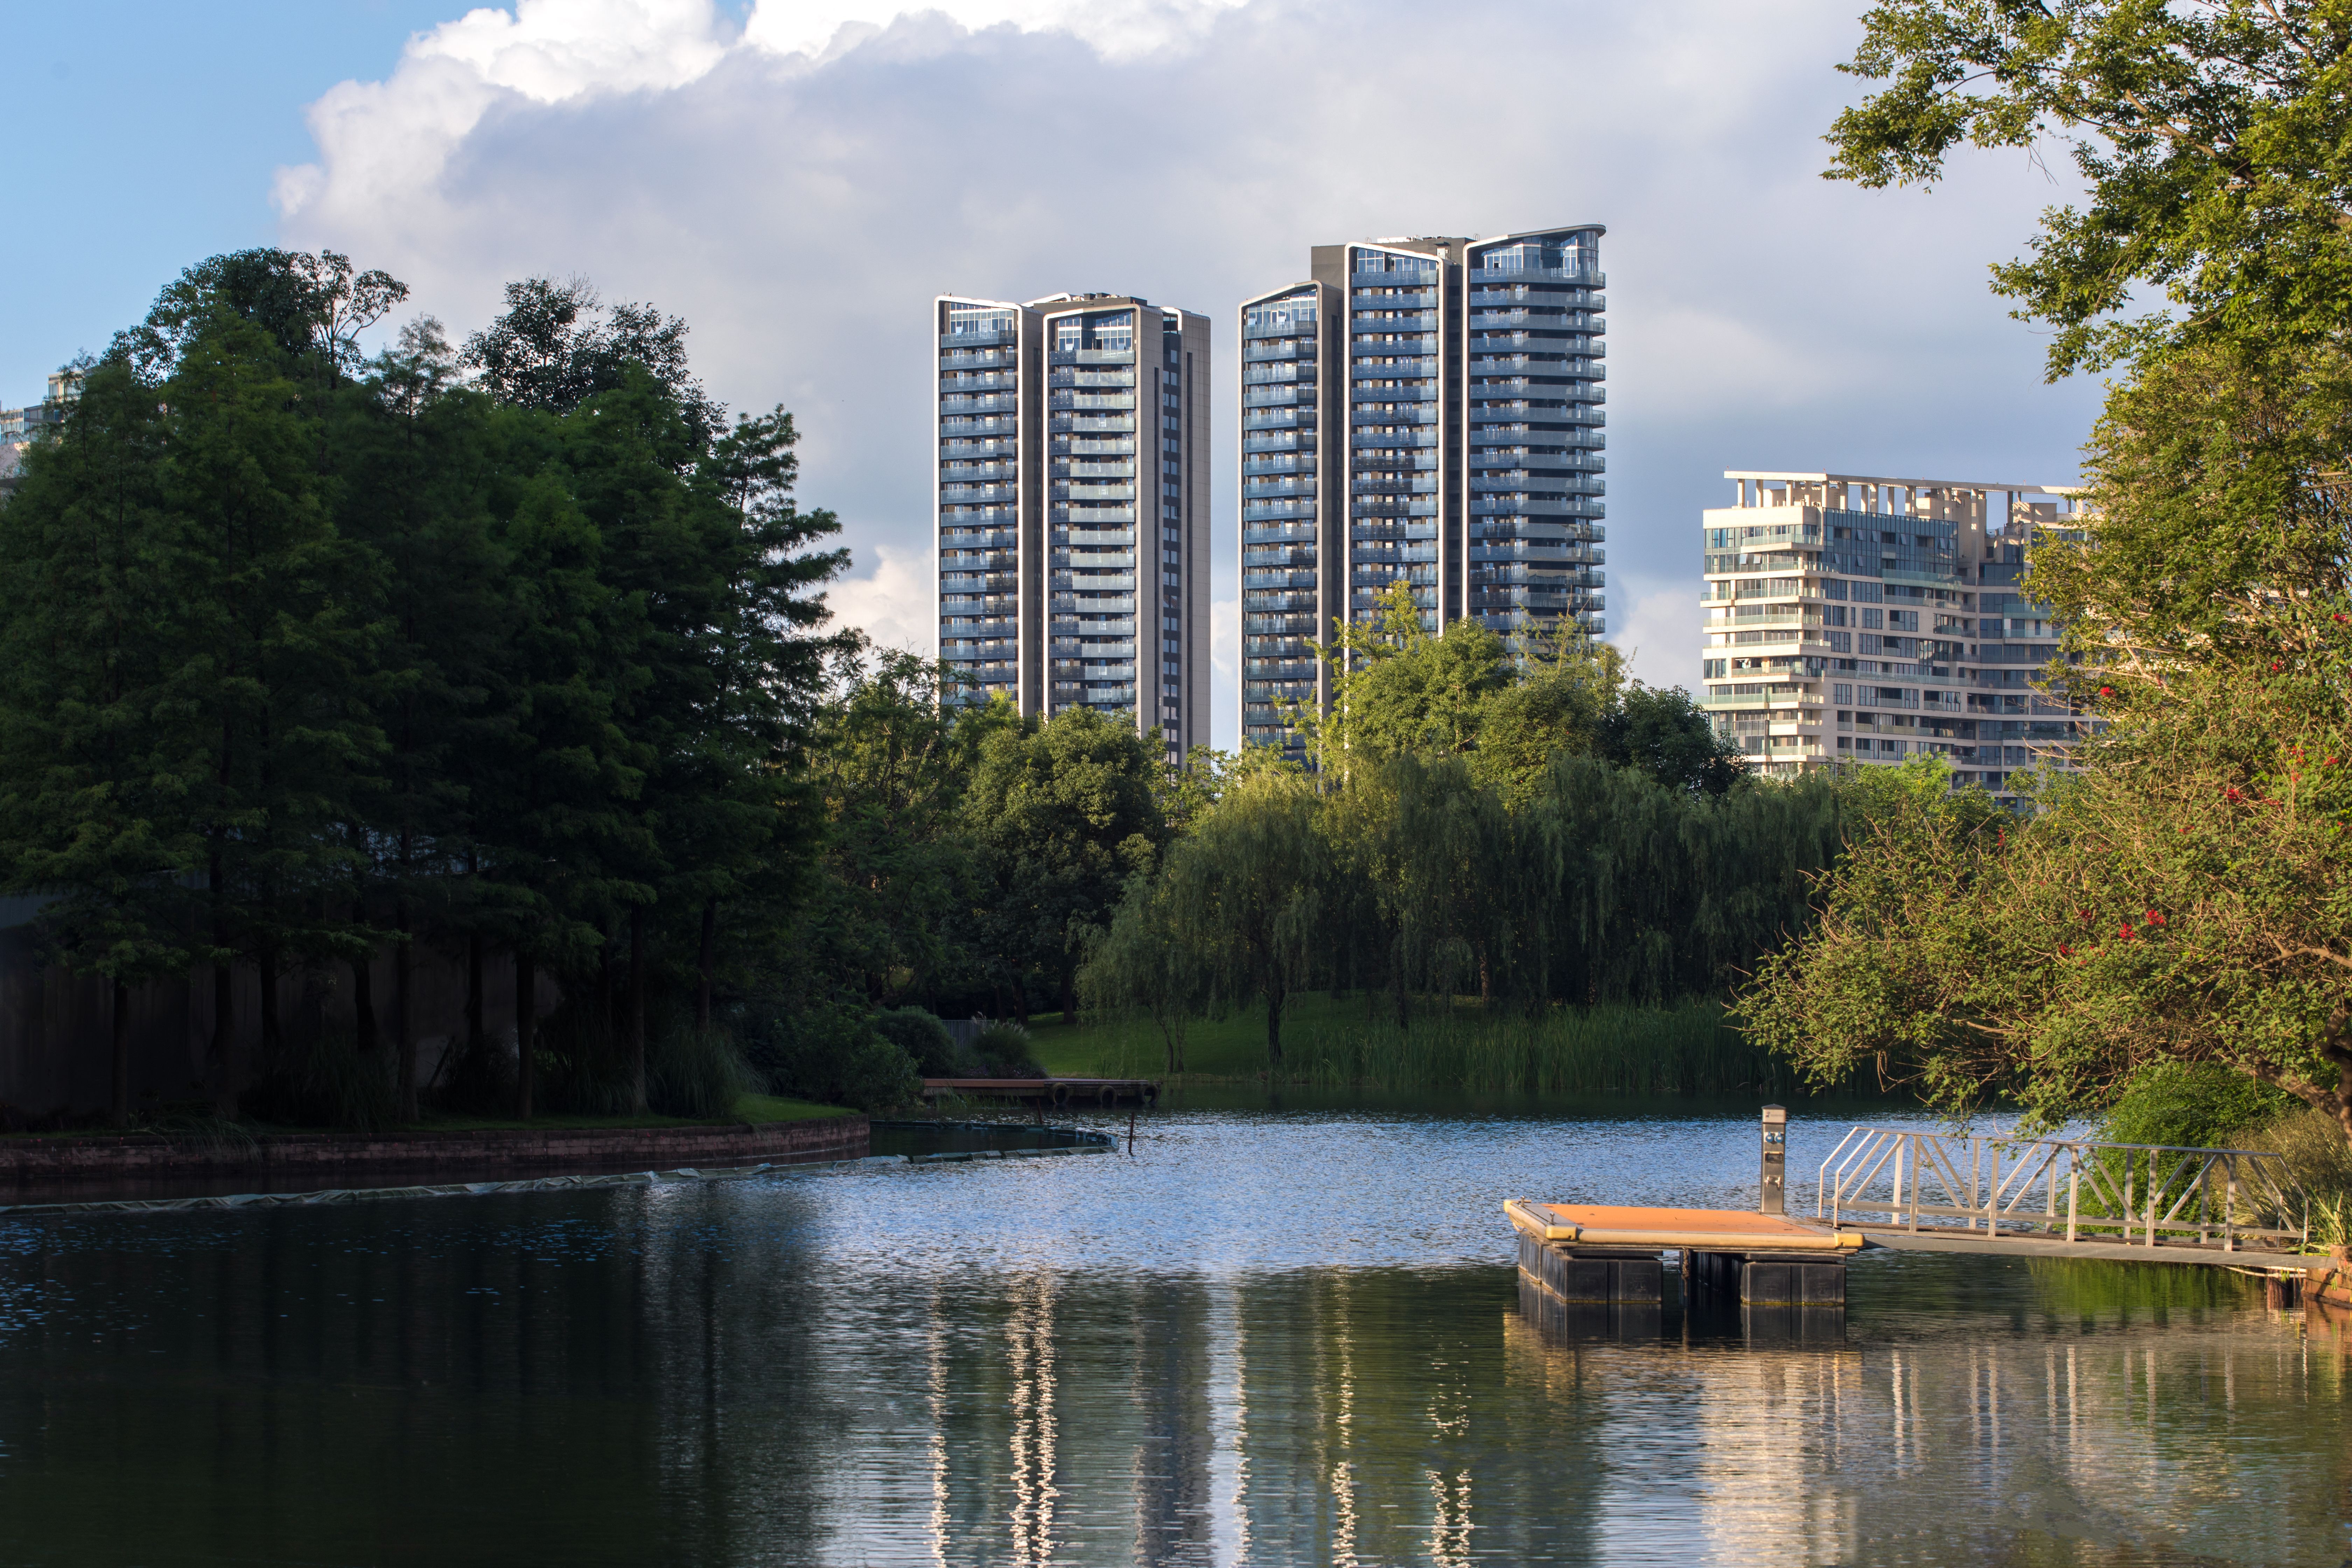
1861 608 1884 630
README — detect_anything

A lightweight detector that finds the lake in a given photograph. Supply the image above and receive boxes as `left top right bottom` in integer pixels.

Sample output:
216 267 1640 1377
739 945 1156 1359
0 1093 2344 1566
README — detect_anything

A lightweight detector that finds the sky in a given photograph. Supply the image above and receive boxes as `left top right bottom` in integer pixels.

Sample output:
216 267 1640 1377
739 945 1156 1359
4 0 2106 749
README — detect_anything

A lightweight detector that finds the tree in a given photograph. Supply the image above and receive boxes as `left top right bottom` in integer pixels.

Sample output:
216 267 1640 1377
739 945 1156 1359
1155 769 1326 1065
155 299 388 1113
1777 0 2352 1150
1081 870 1212 1073
1738 636 2352 1142
1597 683 1748 797
0 358 197 1124
963 707 1167 1022
1826 0 2352 378
1305 581 1512 776
461 277 723 452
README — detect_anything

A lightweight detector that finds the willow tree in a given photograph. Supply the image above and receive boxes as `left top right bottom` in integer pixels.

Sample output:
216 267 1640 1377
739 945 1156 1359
1154 769 1327 1065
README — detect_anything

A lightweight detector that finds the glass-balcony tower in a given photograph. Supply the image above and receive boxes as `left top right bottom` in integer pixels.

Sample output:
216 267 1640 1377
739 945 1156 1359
1238 284 1335 757
1237 226 1606 756
935 292 1208 760
1464 230 1607 634
935 296 1037 710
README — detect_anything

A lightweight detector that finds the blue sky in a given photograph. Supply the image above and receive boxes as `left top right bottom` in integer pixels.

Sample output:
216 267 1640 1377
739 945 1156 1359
4 0 2106 748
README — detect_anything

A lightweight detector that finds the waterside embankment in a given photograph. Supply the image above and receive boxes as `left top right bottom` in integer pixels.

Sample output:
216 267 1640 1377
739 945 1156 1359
0 1112 869 1192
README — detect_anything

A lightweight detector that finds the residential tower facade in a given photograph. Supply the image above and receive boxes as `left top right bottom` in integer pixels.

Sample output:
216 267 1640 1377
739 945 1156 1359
1240 227 1607 757
1698 470 2091 797
934 293 1210 760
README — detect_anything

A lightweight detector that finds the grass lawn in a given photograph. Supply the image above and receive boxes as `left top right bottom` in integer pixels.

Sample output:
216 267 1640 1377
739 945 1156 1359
1023 992 1413 1080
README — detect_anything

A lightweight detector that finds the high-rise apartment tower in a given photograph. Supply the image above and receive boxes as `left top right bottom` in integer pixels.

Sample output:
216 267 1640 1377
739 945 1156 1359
1239 226 1608 756
1698 470 2093 798
934 293 1210 760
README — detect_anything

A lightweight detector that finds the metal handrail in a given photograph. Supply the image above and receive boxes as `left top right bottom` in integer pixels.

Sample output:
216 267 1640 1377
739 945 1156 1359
1816 1127 2309 1252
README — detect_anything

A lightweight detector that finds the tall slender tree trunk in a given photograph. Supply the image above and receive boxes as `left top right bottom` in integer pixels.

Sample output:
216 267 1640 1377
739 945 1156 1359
697 897 717 1034
515 950 537 1121
629 906 648 1114
352 937 379 1053
210 850 239 1119
110 978 131 1128
257 932 283 1077
1266 971 1285 1068
465 930 484 1066
394 898 416 1122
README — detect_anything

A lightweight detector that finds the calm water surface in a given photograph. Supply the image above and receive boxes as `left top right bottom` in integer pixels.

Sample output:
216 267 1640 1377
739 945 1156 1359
0 1096 2345 1567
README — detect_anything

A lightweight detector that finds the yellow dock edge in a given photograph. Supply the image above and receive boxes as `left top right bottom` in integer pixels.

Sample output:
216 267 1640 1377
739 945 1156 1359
1504 1198 1863 1253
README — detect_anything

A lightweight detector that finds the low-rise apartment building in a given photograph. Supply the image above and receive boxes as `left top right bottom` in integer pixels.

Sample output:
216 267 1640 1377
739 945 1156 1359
1698 470 2091 798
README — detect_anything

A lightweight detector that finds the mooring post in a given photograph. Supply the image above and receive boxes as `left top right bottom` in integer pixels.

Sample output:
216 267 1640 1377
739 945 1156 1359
1760 1104 1787 1216
1128 1107 1136 1156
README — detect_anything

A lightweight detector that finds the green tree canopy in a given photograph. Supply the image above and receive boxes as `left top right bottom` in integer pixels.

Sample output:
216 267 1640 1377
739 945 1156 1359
1827 0 2352 378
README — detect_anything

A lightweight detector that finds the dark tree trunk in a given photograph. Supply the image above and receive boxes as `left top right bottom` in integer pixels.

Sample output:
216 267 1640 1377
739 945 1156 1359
596 933 614 1035
110 978 131 1128
352 940 379 1053
257 934 283 1077
465 930 484 1064
697 897 717 1034
515 950 537 1121
210 852 239 1118
1266 970 1285 1068
394 901 416 1121
629 906 648 1114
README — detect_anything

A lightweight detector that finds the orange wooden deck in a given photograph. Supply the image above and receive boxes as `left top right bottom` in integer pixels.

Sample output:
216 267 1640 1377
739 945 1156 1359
1504 1199 1863 1252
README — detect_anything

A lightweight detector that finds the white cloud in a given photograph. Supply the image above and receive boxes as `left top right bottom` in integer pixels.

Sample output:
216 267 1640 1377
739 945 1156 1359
743 0 1251 61
1605 576 1693 694
277 0 2105 750
1210 594 1238 747
826 541 933 654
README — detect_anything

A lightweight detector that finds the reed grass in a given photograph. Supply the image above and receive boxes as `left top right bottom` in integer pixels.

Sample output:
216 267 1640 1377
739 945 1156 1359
1285 1000 1790 1096
1064 994 1816 1097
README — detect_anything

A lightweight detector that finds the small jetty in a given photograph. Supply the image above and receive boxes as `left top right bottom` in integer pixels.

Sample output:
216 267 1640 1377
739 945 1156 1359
1510 1108 2324 1323
920 1077 1159 1108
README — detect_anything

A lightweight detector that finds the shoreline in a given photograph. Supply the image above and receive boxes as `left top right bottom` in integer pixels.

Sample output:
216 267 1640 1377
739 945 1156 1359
0 1112 869 1197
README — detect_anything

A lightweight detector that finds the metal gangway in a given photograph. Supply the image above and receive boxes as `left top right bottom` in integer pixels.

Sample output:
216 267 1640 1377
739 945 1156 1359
1818 1126 2310 1261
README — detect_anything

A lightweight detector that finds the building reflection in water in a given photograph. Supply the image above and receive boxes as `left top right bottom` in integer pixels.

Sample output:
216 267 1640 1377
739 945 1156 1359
2 1182 2350 1564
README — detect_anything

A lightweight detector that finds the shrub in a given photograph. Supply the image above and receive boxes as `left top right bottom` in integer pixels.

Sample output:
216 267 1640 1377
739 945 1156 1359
874 1007 959 1076
246 1032 399 1132
973 1019 1044 1079
2098 1062 2294 1150
649 1027 758 1121
738 1000 921 1111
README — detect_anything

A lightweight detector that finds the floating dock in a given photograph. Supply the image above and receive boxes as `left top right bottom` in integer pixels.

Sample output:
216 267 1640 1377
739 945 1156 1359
1505 1199 1859 1310
1507 1113 2321 1335
920 1077 1159 1108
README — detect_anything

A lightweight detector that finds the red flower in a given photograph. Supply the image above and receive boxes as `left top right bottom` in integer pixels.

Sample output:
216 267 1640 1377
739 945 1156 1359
2272 661 2284 672
2118 923 2135 940
2099 686 2114 698
2329 757 2341 767
2225 786 2243 801
2058 944 2072 958
2144 909 2166 926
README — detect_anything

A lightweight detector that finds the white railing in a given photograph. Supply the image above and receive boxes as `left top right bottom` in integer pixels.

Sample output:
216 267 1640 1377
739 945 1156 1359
1818 1127 2309 1252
